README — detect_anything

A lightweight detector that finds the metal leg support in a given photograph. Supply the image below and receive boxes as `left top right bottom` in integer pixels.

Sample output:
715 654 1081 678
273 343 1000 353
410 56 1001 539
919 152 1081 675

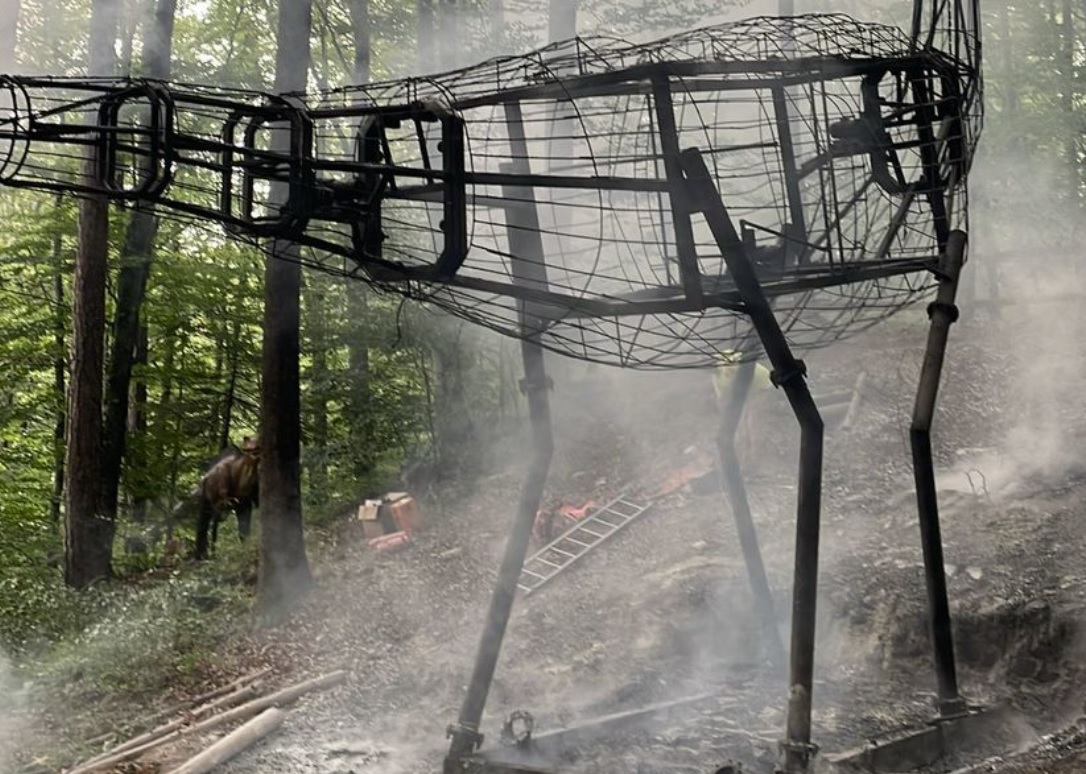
447 121 556 770
715 361 786 670
910 229 969 719
445 339 554 772
680 148 824 774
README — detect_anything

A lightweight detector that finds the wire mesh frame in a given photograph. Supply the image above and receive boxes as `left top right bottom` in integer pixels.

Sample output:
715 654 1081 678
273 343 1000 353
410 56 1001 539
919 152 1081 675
0 13 983 369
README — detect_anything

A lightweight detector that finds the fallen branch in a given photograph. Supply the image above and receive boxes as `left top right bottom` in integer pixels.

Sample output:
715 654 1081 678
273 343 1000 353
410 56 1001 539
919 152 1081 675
75 681 265 769
65 671 347 774
155 668 272 722
165 708 285 774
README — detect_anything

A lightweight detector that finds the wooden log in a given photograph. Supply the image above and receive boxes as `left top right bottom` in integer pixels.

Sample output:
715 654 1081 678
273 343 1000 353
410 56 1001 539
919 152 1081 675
155 667 272 721
164 708 285 774
65 671 346 774
74 681 264 768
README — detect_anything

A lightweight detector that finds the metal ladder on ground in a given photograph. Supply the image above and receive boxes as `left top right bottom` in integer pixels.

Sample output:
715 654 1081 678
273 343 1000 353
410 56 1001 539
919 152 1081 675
518 488 654 597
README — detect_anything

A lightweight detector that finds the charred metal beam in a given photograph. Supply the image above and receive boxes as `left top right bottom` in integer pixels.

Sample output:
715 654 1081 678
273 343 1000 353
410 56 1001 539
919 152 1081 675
680 146 824 774
434 115 469 278
446 102 556 772
651 75 704 306
910 229 968 718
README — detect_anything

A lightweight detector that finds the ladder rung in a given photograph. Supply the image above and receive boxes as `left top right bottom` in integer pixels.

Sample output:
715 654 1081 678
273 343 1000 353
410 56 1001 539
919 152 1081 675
573 526 606 539
532 556 563 567
521 568 547 578
592 514 624 528
548 547 577 558
561 536 592 548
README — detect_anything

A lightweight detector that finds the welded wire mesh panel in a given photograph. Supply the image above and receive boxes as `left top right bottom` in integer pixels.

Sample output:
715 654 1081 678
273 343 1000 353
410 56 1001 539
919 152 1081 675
0 13 982 368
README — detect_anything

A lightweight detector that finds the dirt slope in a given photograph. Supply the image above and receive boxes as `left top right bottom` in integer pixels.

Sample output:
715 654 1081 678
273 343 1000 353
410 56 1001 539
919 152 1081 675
74 298 1086 774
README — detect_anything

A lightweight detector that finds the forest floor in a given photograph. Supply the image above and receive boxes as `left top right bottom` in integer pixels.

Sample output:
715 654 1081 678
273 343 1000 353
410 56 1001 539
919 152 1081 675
14 284 1086 774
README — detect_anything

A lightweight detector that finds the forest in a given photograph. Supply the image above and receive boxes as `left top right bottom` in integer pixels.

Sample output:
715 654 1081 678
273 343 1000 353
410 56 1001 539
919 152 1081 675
0 0 1079 767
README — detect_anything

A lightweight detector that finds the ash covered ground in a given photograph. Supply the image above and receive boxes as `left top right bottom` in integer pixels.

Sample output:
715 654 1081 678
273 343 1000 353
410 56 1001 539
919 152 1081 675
159 285 1086 774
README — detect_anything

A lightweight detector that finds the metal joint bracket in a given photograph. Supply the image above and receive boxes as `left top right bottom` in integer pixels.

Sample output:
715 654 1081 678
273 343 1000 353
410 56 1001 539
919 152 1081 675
778 738 820 761
926 300 959 323
770 359 807 388
519 376 554 395
447 723 485 750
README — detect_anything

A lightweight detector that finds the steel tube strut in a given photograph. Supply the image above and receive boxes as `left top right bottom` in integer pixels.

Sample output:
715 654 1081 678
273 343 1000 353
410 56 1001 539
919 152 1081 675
445 338 554 771
445 104 556 771
715 360 786 670
910 229 968 718
679 147 824 774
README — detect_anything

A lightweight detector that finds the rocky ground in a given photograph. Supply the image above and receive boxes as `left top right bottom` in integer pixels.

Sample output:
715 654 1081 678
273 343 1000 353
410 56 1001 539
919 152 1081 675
28 285 1086 774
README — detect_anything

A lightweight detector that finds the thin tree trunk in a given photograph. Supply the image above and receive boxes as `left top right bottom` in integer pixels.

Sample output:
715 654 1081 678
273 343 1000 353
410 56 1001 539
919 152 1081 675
306 283 329 503
100 0 175 529
345 0 373 480
438 0 459 69
51 197 66 528
490 0 504 49
1061 0 1078 200
0 0 20 72
219 317 241 450
130 323 149 532
417 0 434 73
259 0 314 612
65 0 122 588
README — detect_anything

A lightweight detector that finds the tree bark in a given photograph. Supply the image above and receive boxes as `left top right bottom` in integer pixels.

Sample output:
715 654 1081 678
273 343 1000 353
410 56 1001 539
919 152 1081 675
345 0 373 480
129 324 150 533
258 0 314 612
0 0 20 72
305 282 329 503
219 317 241 449
417 0 434 73
65 0 122 588
100 0 176 527
51 197 66 528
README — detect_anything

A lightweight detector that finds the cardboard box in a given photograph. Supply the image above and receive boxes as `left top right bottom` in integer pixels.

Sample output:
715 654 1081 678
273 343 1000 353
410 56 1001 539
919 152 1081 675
358 499 386 540
386 494 420 533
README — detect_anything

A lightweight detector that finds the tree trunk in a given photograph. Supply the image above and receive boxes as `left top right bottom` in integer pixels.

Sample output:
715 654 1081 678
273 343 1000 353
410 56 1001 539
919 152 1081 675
305 282 329 503
489 0 504 50
65 0 122 589
547 0 576 43
219 317 241 449
129 324 150 533
438 0 458 69
258 0 314 612
344 0 374 480
417 0 434 73
1061 0 1078 200
343 0 372 467
100 0 176 527
51 196 66 528
0 0 20 72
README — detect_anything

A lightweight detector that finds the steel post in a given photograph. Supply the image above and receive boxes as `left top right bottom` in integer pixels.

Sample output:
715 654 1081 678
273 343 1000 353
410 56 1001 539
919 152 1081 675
446 104 556 771
445 340 554 770
715 360 786 670
910 229 968 718
679 147 823 774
